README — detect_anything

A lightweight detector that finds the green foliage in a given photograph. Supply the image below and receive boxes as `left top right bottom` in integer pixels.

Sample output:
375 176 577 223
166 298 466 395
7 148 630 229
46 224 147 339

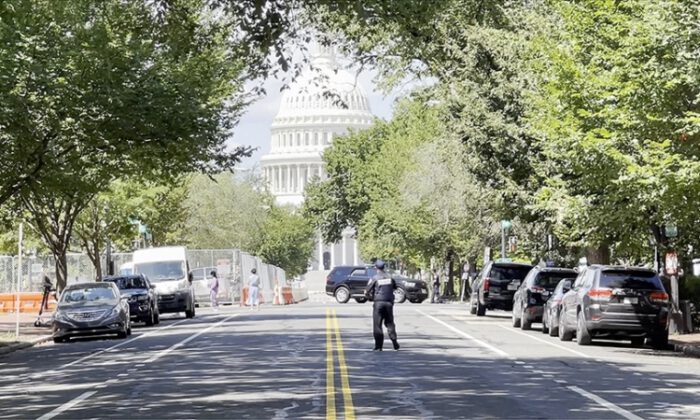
253 206 315 278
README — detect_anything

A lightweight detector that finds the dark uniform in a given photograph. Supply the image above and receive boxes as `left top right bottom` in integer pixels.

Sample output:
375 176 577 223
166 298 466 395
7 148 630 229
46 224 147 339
365 266 400 351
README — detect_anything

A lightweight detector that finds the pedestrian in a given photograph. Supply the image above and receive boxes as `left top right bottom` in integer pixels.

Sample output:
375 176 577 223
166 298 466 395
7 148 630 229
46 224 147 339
209 270 219 310
248 268 260 310
364 260 400 351
431 270 441 303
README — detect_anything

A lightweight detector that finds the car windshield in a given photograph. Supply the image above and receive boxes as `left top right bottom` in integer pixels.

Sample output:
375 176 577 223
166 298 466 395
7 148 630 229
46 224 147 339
106 277 146 290
535 272 576 290
599 271 664 290
491 266 532 281
60 287 116 303
135 261 185 282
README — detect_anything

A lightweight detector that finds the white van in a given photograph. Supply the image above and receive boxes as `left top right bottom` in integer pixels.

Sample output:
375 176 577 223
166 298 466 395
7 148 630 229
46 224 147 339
132 246 195 318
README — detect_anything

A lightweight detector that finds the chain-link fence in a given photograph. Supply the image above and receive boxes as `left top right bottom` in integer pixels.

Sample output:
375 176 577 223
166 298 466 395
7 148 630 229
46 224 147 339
0 253 99 293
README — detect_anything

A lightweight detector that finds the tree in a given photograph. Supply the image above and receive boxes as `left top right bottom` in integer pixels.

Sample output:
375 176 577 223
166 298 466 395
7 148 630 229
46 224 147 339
1 0 253 290
253 206 315 278
183 173 267 250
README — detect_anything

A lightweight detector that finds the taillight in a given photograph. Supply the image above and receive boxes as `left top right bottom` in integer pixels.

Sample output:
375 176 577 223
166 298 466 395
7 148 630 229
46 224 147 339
588 289 612 299
649 291 669 303
326 276 332 284
483 278 490 291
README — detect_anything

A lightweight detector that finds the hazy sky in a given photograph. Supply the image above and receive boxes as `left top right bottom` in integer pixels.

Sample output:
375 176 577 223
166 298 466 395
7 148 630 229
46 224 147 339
230 68 402 170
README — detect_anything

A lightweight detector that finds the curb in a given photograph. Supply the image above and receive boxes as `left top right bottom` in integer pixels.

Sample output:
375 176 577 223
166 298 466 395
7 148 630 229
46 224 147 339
672 341 700 358
0 335 53 356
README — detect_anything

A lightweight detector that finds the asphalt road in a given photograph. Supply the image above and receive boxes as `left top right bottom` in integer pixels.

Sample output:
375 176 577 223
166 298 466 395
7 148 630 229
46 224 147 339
1 300 700 419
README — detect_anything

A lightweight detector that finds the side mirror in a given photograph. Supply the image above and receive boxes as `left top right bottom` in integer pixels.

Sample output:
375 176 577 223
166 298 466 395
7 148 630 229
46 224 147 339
188 272 194 283
149 284 156 290
120 295 129 301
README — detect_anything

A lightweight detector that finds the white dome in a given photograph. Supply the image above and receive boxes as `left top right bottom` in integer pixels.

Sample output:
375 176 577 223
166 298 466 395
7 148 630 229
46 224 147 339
260 47 374 207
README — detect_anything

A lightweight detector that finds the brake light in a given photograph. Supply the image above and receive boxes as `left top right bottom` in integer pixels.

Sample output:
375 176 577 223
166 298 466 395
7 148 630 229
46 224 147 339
588 289 612 299
483 278 490 291
326 275 332 284
649 291 669 303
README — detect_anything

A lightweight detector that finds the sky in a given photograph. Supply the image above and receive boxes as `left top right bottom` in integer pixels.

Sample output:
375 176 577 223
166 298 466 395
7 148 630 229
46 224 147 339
230 66 402 171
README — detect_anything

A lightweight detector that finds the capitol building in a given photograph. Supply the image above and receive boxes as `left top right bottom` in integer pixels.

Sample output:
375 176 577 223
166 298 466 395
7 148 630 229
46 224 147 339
260 47 374 271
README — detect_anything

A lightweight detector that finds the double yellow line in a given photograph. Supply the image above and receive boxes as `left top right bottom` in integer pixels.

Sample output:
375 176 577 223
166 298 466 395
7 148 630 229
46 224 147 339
326 308 355 420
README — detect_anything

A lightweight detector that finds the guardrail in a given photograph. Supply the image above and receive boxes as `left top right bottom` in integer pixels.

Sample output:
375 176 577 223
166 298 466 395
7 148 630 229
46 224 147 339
0 293 57 313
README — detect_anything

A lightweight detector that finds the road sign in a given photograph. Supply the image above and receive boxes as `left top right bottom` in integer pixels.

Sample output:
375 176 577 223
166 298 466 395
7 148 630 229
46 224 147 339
665 251 678 276
501 220 512 230
664 223 678 239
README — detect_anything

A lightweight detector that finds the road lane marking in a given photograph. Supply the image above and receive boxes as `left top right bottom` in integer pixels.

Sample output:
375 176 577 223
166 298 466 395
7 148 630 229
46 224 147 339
143 314 239 363
497 325 592 358
418 310 510 358
567 386 644 420
36 391 96 420
40 318 191 378
325 309 336 420
332 309 355 420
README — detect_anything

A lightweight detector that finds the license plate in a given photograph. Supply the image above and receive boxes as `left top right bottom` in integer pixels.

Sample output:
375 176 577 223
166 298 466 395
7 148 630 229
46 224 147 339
623 297 638 304
507 283 519 291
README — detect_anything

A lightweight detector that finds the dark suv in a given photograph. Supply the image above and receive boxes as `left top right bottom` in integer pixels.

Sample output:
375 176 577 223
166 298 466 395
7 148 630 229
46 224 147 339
103 274 160 326
558 265 669 348
511 266 577 330
470 261 534 316
325 265 428 304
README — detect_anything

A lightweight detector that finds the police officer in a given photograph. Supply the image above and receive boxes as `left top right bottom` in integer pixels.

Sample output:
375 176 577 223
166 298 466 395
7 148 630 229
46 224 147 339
365 260 400 351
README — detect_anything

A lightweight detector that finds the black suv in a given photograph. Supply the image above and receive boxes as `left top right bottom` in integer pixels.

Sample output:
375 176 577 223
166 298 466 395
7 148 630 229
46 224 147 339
325 265 428 304
512 266 577 330
558 265 669 348
103 274 160 326
470 261 534 316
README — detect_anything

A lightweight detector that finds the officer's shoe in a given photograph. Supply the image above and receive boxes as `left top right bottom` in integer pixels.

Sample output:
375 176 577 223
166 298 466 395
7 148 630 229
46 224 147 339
392 340 400 351
372 347 382 351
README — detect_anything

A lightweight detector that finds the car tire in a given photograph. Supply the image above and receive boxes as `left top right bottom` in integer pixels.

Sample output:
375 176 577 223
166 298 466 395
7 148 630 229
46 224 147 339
53 337 65 344
145 309 155 326
576 310 591 345
394 288 407 304
354 297 368 304
512 309 521 328
542 311 549 334
476 299 486 317
185 302 195 318
549 311 559 337
154 310 160 325
650 330 668 349
334 287 350 304
469 296 477 314
521 308 531 330
558 311 573 341
117 327 128 339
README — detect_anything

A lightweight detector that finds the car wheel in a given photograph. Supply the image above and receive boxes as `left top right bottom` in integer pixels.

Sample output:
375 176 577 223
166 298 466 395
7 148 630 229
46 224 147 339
521 308 531 330
558 311 573 341
469 296 477 314
394 288 407 304
476 299 486 317
650 330 669 349
576 310 591 345
185 301 195 318
354 297 368 303
53 337 65 344
542 311 549 334
549 310 559 337
511 308 521 328
334 287 350 304
117 326 128 339
154 309 160 325
145 309 155 326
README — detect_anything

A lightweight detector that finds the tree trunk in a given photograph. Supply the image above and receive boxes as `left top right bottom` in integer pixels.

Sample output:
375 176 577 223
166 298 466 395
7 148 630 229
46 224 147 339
445 253 455 297
54 250 68 293
586 244 611 265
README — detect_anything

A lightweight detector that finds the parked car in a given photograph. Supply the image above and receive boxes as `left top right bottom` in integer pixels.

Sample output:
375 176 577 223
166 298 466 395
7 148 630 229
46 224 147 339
542 278 574 337
558 265 669 348
325 265 429 304
52 282 131 343
512 266 577 330
103 274 160 326
470 261 534 316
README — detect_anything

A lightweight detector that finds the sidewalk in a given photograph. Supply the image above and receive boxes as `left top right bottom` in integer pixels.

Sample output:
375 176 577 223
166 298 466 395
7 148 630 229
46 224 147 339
669 333 700 358
0 311 54 355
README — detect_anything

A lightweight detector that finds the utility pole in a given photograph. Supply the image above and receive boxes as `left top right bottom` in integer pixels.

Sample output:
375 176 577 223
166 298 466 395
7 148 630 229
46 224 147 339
500 220 512 261
15 221 23 338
